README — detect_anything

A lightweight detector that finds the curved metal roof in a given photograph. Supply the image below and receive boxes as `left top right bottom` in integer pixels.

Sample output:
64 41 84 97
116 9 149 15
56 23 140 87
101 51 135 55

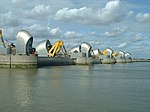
16 30 33 44
119 51 125 56
106 48 113 54
35 40 51 56
81 42 92 57
93 49 100 56
16 30 33 54
69 45 81 53
81 42 92 51
117 51 126 59
125 52 131 58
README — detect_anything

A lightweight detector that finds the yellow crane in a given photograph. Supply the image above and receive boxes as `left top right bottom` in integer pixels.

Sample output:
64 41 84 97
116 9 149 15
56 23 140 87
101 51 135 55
0 30 6 48
48 40 67 57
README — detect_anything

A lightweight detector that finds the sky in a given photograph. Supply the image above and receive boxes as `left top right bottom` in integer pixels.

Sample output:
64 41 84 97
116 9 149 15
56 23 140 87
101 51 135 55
0 0 150 58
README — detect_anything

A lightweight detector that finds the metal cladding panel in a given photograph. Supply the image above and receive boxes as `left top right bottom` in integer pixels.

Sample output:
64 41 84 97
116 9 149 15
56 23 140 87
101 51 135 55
16 30 33 54
35 40 51 57
118 51 125 58
69 45 81 53
119 51 125 56
93 49 100 56
106 48 113 55
81 42 92 57
81 42 92 52
125 52 131 59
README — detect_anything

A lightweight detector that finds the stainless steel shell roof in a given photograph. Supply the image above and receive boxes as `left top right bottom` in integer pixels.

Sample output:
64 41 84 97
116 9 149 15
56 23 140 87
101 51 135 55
81 42 92 52
119 51 125 56
117 51 125 58
106 48 113 54
81 42 92 57
16 30 33 54
35 40 51 57
93 49 100 56
125 52 131 58
69 45 81 53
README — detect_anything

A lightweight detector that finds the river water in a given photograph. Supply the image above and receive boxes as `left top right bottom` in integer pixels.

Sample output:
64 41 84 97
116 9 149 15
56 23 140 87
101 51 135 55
0 62 150 112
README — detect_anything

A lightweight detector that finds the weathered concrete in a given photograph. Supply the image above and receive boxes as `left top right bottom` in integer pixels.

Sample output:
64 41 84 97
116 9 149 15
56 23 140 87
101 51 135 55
76 57 87 65
101 58 116 64
74 57 101 65
93 58 102 64
125 59 132 63
70 52 101 65
0 54 11 68
0 54 38 68
116 59 126 63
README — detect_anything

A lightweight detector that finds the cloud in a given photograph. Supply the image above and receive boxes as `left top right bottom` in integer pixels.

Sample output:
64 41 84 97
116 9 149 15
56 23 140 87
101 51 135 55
24 24 63 39
136 13 150 23
134 33 147 41
11 0 25 3
116 33 149 51
0 27 19 41
104 26 126 37
127 11 134 16
55 7 93 23
64 31 83 39
24 5 51 19
55 0 125 25
0 11 21 27
89 40 100 46
23 24 50 39
118 42 128 48
88 32 96 36
49 27 62 37
62 31 84 47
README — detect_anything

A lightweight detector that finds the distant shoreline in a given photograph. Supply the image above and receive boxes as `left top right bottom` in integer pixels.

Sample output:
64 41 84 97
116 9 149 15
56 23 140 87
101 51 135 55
132 59 150 62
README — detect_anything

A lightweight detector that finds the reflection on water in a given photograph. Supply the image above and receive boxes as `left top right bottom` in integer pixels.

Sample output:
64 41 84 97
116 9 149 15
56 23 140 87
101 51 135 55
0 63 150 112
0 69 38 111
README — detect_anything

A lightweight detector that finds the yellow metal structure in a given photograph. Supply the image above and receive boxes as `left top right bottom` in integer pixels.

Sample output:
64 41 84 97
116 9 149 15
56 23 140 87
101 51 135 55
48 40 65 57
112 52 118 57
102 49 107 55
0 30 6 48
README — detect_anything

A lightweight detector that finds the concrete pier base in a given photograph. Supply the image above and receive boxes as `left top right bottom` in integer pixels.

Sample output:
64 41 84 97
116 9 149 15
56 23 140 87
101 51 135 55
0 54 38 68
116 59 126 63
93 58 102 64
87 57 94 65
125 59 132 63
74 57 101 65
101 58 116 64
76 57 89 65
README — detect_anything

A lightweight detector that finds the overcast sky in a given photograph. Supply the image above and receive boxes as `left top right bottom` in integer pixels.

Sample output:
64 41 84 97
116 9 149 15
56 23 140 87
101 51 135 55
0 0 150 58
